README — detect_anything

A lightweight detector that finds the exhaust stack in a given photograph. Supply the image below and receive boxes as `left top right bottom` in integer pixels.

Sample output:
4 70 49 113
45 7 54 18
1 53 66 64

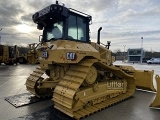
97 27 102 45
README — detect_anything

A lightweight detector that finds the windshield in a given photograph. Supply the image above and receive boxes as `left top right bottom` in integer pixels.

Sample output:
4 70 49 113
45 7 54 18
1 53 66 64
43 15 89 42
46 21 63 41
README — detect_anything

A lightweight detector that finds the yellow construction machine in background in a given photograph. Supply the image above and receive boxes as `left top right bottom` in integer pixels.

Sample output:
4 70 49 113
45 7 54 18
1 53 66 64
18 43 39 64
0 43 39 65
0 44 19 65
25 1 159 119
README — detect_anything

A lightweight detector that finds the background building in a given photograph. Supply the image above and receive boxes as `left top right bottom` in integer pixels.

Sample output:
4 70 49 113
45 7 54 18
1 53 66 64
127 48 144 63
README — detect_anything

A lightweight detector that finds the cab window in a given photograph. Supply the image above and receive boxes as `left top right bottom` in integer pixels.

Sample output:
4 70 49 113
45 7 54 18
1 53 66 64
67 15 87 42
46 22 63 41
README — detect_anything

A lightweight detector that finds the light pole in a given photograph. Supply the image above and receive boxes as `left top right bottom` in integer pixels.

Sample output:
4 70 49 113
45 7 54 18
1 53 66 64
123 45 126 62
0 28 2 44
141 37 143 48
141 37 143 63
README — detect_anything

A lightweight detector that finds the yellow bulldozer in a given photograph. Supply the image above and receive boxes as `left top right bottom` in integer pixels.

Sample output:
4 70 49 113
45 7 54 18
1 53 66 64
0 43 38 65
25 2 159 119
18 43 39 64
0 44 19 65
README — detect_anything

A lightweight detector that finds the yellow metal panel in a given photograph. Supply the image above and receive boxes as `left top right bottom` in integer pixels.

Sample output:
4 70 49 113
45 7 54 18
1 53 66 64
133 70 156 91
150 75 160 108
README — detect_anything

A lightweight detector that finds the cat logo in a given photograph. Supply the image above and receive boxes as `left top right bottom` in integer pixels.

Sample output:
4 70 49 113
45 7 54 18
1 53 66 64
66 52 76 60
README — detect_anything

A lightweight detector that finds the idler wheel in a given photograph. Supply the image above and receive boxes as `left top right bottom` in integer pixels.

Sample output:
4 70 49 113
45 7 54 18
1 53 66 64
85 66 97 85
35 78 52 97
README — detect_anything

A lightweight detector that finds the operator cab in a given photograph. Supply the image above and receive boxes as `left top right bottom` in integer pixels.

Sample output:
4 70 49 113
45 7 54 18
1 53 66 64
32 2 92 43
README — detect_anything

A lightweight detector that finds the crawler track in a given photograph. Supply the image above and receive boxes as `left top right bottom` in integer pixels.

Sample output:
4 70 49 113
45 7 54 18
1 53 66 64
53 59 135 119
26 67 51 97
53 59 94 109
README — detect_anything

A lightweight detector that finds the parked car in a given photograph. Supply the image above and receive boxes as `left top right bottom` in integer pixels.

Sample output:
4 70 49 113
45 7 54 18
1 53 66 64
147 58 160 64
142 57 151 63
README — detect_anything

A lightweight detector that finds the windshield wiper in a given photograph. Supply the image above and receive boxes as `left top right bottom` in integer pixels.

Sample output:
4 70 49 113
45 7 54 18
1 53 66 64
49 37 62 41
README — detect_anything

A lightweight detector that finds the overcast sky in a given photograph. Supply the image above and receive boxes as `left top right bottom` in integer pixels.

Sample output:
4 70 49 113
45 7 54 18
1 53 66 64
0 0 160 52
